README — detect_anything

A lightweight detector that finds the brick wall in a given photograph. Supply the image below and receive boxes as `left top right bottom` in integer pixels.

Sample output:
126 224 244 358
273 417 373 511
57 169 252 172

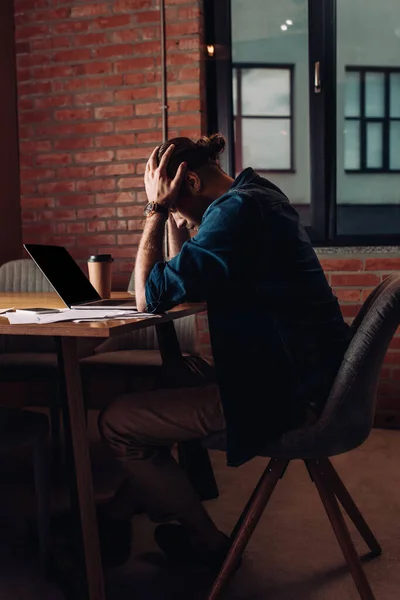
14 0 204 288
11 1 400 417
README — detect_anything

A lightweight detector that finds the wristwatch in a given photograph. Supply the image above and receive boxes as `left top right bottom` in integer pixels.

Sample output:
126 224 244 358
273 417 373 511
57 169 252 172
143 201 169 218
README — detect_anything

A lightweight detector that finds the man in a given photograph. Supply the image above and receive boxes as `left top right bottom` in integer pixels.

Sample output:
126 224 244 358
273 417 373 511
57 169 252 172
99 134 351 567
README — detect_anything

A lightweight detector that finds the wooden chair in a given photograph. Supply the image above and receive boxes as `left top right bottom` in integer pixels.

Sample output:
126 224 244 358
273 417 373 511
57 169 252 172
203 275 400 600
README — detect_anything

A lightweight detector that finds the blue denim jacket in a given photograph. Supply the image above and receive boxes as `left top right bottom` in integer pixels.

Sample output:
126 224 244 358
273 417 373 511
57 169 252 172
146 168 351 466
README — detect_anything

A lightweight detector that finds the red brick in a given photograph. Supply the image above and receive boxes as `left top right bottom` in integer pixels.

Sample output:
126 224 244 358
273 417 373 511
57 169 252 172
32 35 71 50
140 26 160 41
22 168 56 181
320 259 364 272
117 233 141 245
111 30 141 43
75 61 112 75
20 140 52 153
114 0 153 10
72 122 114 135
167 21 199 37
74 32 109 46
16 24 50 40
18 53 51 68
67 222 86 234
95 105 133 118
54 109 92 121
19 81 52 96
38 181 76 194
117 176 143 189
22 210 37 222
74 91 114 105
71 3 112 18
33 65 75 79
22 222 54 235
20 183 36 195
36 153 72 166
20 155 35 168
178 6 201 19
168 113 201 127
87 221 107 232
334 289 361 302
16 8 71 24
58 167 96 179
21 197 55 208
114 87 157 102
34 95 73 109
365 258 400 271
99 245 135 258
178 67 200 81
94 134 134 147
115 117 157 132
54 138 93 150
77 207 115 219
133 41 160 55
53 48 92 63
58 194 94 207
107 220 128 230
340 304 361 318
384 352 400 366
19 98 35 111
134 10 160 24
95 192 134 204
114 56 155 72
390 338 400 350
330 273 380 286
19 110 50 125
93 44 135 59
95 163 135 176
52 21 90 35
76 179 116 192
127 219 142 230
167 51 200 66
167 82 199 97
75 150 114 163
92 15 131 29
122 73 151 86
135 131 162 143
14 0 48 12
135 101 161 115
76 234 116 246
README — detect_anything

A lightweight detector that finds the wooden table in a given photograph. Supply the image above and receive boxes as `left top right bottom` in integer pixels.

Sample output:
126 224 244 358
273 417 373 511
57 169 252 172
0 292 208 600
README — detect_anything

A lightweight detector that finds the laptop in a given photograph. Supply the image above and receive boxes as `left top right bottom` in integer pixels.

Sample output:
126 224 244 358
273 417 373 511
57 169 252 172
24 243 138 310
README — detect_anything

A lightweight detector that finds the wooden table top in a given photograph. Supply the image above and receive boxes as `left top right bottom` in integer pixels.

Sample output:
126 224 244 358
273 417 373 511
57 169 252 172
0 292 205 338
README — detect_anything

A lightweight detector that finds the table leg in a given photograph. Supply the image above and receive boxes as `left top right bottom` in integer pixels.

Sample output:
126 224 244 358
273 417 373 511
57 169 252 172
56 336 105 600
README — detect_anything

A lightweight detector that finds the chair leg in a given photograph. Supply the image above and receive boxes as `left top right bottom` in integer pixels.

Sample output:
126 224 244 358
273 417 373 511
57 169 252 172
33 433 51 572
320 459 381 556
307 460 376 600
207 458 289 600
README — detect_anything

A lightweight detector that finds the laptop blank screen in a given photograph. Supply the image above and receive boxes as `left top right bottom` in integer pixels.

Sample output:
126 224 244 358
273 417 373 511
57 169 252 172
24 244 101 307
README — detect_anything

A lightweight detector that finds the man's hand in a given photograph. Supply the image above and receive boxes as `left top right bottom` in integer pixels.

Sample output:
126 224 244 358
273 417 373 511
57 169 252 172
144 144 187 207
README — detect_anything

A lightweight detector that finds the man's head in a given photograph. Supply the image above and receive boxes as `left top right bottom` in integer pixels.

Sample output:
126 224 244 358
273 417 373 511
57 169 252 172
156 133 233 230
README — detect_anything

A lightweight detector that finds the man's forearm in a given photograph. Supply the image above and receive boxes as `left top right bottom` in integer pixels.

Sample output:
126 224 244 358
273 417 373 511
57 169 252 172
167 215 189 258
135 213 168 311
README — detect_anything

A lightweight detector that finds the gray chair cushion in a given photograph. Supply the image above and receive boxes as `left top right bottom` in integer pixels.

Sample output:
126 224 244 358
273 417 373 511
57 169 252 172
204 275 400 460
0 259 53 293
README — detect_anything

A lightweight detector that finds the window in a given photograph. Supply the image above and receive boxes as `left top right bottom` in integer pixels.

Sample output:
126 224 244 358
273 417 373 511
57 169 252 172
233 65 294 172
205 0 400 244
345 68 400 173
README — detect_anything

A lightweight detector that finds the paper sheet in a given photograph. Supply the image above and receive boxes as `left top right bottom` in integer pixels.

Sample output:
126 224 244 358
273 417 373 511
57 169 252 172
4 308 160 325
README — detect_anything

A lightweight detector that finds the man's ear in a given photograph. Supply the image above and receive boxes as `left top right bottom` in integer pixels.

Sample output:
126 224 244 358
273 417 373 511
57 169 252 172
185 171 201 193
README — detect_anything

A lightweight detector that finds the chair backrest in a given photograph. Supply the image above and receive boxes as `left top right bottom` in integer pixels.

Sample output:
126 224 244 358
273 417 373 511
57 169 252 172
0 259 53 293
314 274 400 453
0 259 54 353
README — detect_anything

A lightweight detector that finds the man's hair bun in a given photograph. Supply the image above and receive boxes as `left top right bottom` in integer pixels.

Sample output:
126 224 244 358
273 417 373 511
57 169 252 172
196 133 226 161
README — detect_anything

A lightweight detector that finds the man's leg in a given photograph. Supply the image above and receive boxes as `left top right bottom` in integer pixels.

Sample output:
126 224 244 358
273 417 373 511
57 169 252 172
98 384 227 555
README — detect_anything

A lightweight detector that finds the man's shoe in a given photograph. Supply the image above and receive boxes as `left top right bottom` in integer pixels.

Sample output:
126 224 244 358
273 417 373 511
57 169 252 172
154 523 242 572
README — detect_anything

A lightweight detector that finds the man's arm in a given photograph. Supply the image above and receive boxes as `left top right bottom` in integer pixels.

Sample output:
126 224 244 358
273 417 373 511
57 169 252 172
167 214 189 259
135 213 168 312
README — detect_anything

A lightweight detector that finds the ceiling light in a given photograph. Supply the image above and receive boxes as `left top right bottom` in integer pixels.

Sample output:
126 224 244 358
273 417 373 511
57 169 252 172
206 45 215 57
286 20 293 25
281 24 288 31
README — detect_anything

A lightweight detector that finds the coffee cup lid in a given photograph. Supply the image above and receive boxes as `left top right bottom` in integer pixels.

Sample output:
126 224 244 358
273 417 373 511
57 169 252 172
88 254 114 263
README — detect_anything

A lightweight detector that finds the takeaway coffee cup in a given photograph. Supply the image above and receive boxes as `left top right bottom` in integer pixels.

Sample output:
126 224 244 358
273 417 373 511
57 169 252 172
87 254 114 299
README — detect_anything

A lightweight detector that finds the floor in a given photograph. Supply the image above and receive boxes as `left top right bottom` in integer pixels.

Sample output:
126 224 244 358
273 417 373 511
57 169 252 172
1 413 400 600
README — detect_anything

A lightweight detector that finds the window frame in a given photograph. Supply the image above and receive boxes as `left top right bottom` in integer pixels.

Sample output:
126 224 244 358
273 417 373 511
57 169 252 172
204 0 400 246
345 66 400 174
232 63 295 173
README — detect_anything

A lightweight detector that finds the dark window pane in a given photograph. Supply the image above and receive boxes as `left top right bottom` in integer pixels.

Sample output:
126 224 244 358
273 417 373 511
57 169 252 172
365 72 385 118
345 71 360 117
390 73 400 118
390 121 400 169
366 121 383 168
242 118 291 170
241 68 291 116
344 120 360 170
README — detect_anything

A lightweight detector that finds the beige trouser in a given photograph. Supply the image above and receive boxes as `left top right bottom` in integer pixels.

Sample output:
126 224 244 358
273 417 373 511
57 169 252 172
98 384 225 523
